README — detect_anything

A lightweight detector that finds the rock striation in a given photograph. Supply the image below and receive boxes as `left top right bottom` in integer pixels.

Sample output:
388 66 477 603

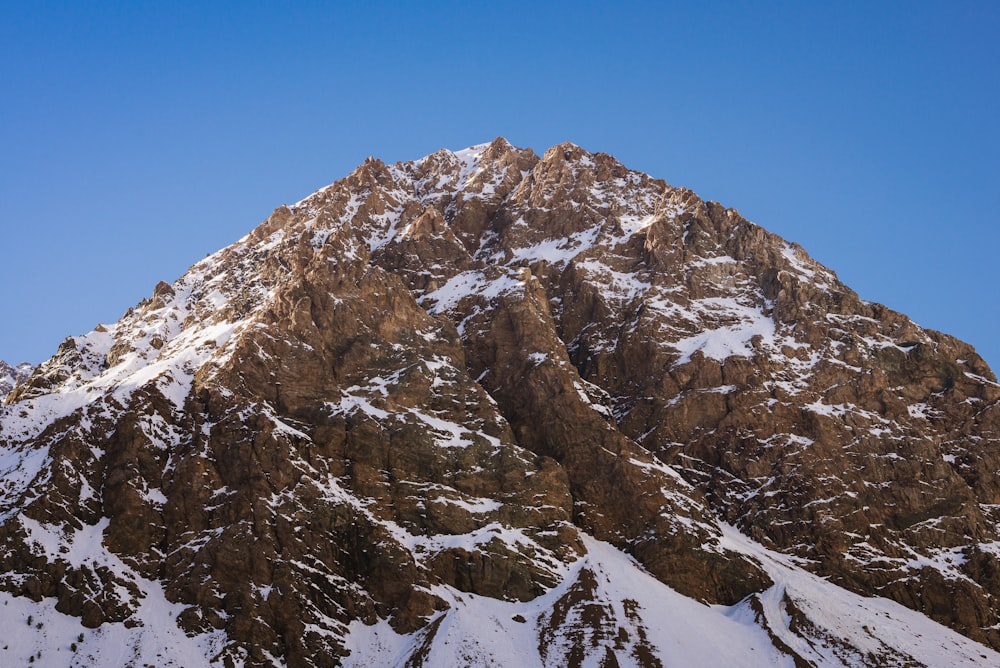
1 139 999 667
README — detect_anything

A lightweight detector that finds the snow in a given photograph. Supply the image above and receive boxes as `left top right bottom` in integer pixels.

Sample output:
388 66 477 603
806 400 852 417
451 143 490 186
781 243 817 279
419 270 525 314
616 213 656 238
5 516 996 667
626 456 694 488
0 444 52 521
671 299 776 366
2 516 233 667
433 495 502 514
575 259 652 303
327 389 500 450
342 533 782 667
717 523 1000 667
508 225 601 267
527 352 548 366
0 591 231 668
902 545 973 583
407 408 480 449
341 524 1000 667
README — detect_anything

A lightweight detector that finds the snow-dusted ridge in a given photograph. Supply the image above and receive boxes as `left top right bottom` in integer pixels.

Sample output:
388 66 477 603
0 243 270 523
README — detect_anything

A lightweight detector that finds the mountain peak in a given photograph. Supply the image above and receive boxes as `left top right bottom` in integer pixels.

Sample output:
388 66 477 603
2 141 999 666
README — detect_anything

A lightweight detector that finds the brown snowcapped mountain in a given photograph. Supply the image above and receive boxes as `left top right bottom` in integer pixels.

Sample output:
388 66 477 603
2 138 999 667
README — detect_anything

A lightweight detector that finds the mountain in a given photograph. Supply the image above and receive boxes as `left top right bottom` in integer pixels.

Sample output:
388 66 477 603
0 360 32 398
2 138 999 667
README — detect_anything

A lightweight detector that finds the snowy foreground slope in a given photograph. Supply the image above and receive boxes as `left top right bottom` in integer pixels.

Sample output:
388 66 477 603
343 531 1000 668
2 531 997 667
2 139 1000 666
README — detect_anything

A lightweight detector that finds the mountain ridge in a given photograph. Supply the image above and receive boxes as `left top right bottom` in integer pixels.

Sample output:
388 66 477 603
2 138 999 666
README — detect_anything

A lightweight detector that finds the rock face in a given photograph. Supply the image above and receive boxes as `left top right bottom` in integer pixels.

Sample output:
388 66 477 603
2 139 1000 667
0 360 32 398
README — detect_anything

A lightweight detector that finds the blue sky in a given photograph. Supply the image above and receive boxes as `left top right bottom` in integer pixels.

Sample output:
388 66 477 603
2 1 998 371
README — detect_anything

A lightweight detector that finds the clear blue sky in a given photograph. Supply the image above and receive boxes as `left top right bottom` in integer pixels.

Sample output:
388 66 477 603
2 1 998 372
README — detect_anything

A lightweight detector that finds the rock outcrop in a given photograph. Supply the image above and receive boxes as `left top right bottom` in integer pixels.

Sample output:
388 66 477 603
0 360 32 399
1 139 999 667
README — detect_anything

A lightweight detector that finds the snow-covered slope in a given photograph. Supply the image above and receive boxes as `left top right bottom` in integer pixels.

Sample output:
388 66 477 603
3 530 997 668
342 531 1000 668
2 139 999 666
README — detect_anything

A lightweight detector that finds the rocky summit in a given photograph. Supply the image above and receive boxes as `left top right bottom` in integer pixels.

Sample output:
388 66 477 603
1 138 999 667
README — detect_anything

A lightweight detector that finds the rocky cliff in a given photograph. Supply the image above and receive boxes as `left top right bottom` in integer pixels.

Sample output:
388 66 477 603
0 360 32 398
1 139 999 667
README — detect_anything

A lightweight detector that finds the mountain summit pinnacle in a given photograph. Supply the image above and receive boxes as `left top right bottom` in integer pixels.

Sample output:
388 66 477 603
1 141 999 666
